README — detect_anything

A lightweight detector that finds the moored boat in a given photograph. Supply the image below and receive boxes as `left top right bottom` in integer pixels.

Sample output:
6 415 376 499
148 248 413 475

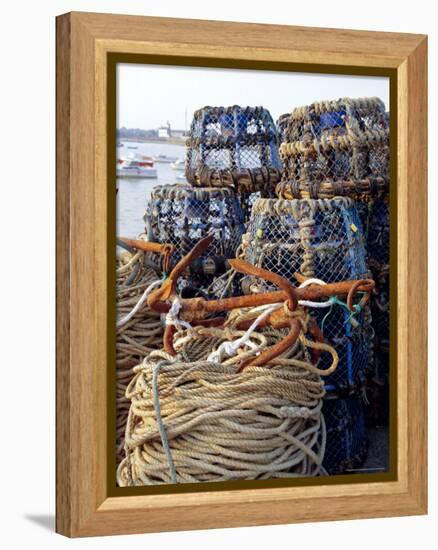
153 154 179 163
171 159 185 171
117 154 158 179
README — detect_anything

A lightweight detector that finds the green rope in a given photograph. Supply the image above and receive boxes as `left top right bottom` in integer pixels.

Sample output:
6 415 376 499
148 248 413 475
320 300 334 335
320 295 363 334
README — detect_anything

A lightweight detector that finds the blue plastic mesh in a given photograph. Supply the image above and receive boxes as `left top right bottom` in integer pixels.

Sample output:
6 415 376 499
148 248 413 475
322 395 367 474
185 106 282 194
242 197 372 394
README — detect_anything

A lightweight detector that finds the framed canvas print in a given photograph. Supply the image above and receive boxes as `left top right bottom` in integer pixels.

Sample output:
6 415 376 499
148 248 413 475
56 12 428 537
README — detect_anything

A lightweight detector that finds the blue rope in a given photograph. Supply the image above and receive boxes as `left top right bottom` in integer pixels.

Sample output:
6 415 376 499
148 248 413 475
152 360 178 484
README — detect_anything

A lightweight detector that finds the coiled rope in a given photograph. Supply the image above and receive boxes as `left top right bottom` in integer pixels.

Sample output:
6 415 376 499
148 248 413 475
116 250 165 465
117 317 337 486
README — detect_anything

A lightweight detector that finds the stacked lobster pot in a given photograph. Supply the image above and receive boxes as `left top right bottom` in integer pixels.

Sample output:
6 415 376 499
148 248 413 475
144 184 245 297
144 106 283 297
362 174 390 425
241 97 390 474
242 198 372 474
185 105 283 222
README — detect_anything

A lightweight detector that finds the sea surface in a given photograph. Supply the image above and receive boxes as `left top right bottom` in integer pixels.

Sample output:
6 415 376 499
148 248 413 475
116 141 187 239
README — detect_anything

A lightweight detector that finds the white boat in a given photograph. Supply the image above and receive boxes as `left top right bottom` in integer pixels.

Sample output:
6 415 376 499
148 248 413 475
117 154 157 179
127 145 138 150
153 154 179 163
171 159 185 171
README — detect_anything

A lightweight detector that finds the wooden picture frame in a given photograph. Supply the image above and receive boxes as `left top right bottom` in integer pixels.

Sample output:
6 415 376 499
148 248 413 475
56 11 428 537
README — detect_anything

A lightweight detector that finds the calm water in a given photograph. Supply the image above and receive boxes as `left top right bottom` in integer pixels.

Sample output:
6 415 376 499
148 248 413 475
116 141 187 239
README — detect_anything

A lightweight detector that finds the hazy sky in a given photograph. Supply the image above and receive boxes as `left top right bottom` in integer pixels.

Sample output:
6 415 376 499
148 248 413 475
117 63 389 130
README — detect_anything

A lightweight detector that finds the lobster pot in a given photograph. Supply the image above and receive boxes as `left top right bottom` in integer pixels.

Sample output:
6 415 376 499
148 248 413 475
322 395 367 474
366 197 390 351
367 197 389 272
144 184 245 291
243 197 372 394
116 248 164 465
241 191 261 226
358 198 390 277
276 97 389 200
364 350 390 427
360 197 390 425
185 105 282 195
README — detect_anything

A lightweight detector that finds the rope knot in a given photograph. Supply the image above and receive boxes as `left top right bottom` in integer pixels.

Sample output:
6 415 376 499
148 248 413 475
165 298 192 331
283 302 308 327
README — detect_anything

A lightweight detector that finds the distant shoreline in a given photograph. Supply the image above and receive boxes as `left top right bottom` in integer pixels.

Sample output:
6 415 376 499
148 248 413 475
119 137 186 146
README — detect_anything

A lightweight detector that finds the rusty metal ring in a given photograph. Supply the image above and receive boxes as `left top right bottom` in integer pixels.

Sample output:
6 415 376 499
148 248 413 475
347 279 372 312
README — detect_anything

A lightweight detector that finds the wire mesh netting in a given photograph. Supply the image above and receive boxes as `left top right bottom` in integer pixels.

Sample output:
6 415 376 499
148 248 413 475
242 197 372 394
276 97 389 200
363 197 390 348
322 394 367 474
368 199 390 263
144 184 245 291
357 197 389 339
241 191 262 225
185 106 282 194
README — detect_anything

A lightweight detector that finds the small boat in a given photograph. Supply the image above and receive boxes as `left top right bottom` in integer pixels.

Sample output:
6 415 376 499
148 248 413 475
171 159 185 171
116 141 124 148
127 145 138 150
117 154 157 179
153 154 179 163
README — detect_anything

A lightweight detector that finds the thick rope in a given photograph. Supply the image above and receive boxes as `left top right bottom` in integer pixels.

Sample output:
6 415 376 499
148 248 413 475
118 318 337 486
116 250 165 466
152 360 178 483
117 279 162 329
